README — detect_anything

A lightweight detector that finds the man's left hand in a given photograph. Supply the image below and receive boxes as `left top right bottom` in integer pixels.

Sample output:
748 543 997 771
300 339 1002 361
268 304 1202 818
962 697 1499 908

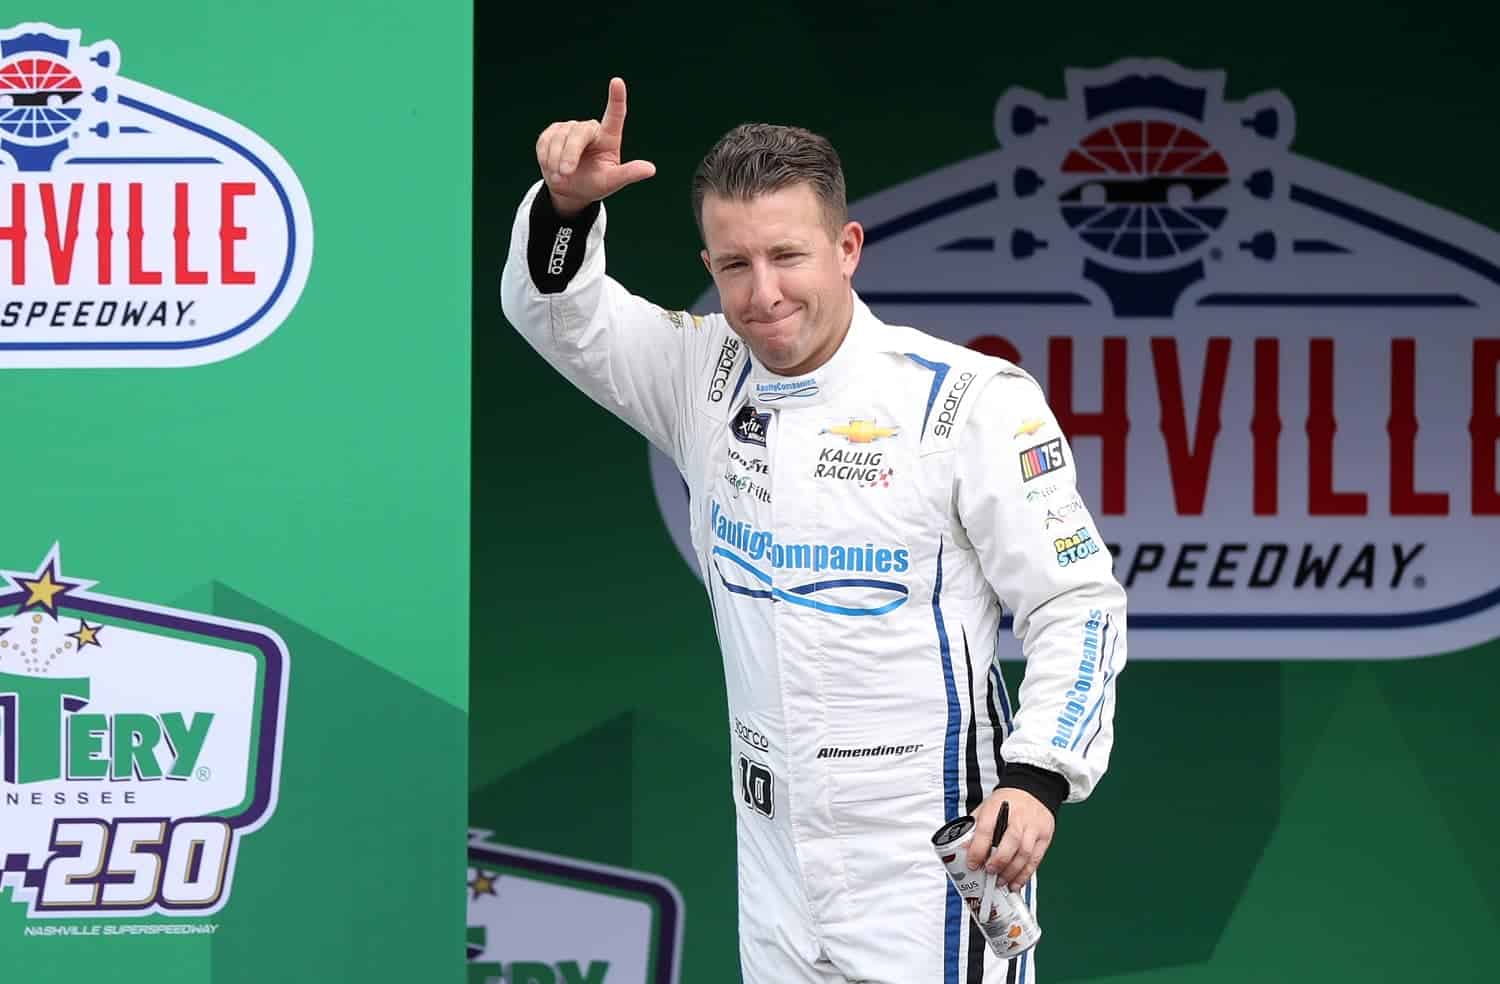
966 788 1054 891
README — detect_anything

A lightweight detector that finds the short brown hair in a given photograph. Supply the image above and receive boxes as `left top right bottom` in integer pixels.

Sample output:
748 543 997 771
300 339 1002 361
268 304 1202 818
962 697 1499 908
691 123 848 239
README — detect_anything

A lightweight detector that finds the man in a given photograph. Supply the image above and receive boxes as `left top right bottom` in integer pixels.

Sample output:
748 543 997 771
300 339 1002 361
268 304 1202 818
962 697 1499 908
502 78 1127 984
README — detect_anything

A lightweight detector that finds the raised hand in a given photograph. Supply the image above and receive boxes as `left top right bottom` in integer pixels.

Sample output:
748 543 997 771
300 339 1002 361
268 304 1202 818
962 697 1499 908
535 77 657 217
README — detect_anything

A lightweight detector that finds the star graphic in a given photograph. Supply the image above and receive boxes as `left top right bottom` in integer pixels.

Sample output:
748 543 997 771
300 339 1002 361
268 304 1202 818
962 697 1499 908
3 545 96 620
468 869 499 900
14 562 81 618
67 619 103 650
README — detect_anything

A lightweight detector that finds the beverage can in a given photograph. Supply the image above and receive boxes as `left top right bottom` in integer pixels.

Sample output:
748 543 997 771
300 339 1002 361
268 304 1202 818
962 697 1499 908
931 816 1042 959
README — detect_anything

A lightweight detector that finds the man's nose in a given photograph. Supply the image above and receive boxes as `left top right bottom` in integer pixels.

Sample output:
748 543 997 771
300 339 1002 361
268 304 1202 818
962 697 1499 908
748 263 782 311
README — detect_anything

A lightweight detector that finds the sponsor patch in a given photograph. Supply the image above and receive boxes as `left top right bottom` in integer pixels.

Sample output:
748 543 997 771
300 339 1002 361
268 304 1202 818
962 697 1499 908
822 418 900 444
755 377 818 402
1044 494 1086 528
734 718 771 751
815 743 923 759
1020 437 1066 481
730 405 769 447
1014 418 1045 438
707 337 740 403
1055 528 1101 566
738 755 775 819
932 371 976 438
1025 482 1061 502
812 446 888 484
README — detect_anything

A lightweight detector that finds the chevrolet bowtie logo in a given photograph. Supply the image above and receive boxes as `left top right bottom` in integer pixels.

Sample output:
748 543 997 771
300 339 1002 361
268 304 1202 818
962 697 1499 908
822 419 901 444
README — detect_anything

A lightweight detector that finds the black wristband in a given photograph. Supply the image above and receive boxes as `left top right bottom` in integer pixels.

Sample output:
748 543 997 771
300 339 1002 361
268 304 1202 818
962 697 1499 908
526 188 601 294
994 763 1069 817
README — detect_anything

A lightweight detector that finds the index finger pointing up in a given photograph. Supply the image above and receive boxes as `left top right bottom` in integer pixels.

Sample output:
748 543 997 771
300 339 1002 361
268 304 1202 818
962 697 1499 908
599 76 628 141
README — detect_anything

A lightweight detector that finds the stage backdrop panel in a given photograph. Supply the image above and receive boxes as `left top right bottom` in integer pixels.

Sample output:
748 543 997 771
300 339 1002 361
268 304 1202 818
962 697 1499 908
475 2 1500 981
0 3 470 982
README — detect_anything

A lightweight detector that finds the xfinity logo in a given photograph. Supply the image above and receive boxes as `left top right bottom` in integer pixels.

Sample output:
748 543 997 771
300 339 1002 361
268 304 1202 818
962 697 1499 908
708 337 739 402
932 371 976 438
547 227 572 276
733 718 770 751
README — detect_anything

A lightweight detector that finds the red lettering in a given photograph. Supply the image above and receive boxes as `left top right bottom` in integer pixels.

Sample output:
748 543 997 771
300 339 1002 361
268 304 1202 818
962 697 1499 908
1048 337 1128 514
1474 339 1500 514
1152 337 1229 515
173 183 208 285
127 183 161 285
1252 338 1280 515
40 183 84 285
1388 338 1448 515
220 182 255 284
0 184 24 285
1307 338 1367 515
97 184 113 285
967 335 1022 363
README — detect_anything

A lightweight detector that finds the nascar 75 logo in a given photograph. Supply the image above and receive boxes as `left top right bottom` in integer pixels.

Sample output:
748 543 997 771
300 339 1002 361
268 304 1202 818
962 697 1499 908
0 545 288 917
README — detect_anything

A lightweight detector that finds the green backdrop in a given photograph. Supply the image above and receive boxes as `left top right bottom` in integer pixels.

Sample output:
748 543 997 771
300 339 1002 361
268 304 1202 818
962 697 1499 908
474 2 1499 982
0 2 470 981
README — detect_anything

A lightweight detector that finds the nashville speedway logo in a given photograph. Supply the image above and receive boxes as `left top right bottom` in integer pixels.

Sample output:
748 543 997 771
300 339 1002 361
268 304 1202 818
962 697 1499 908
0 22 312 367
650 58 1500 661
0 545 289 919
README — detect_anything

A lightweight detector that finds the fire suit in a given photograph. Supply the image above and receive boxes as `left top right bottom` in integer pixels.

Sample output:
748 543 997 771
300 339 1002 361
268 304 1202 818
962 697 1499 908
501 181 1128 984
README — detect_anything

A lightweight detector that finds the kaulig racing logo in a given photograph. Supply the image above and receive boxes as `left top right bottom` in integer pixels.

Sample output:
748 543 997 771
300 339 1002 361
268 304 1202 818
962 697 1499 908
0 22 312 367
0 546 288 919
466 831 683 983
650 59 1500 661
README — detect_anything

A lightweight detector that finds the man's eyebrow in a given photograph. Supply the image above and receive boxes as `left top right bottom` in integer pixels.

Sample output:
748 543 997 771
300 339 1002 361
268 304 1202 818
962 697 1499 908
711 240 809 262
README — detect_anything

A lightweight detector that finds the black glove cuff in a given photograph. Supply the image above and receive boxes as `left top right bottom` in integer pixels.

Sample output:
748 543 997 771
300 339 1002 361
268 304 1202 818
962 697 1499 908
994 763 1068 818
526 188 602 294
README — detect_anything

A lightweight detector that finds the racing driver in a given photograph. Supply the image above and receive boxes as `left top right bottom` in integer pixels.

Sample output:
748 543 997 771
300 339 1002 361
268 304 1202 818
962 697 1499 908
501 78 1128 984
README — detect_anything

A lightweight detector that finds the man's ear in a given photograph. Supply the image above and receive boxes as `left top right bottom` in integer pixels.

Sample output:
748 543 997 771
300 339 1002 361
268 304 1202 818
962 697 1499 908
840 220 864 278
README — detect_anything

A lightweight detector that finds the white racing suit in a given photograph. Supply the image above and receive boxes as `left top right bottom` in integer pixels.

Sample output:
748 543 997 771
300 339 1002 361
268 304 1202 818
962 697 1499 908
501 182 1128 984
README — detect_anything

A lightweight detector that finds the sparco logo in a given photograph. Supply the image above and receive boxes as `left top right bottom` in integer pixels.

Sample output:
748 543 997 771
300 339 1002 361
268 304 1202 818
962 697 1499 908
547 226 571 276
707 336 739 402
0 22 312 368
0 545 288 919
932 370 976 438
651 57 1500 662
734 718 770 750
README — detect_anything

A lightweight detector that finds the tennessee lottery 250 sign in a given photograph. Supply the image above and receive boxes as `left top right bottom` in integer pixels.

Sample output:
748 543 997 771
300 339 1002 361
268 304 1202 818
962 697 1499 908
0 546 289 920
650 59 1500 661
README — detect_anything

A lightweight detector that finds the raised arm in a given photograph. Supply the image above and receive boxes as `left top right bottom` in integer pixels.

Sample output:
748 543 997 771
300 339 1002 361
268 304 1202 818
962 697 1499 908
500 78 703 466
